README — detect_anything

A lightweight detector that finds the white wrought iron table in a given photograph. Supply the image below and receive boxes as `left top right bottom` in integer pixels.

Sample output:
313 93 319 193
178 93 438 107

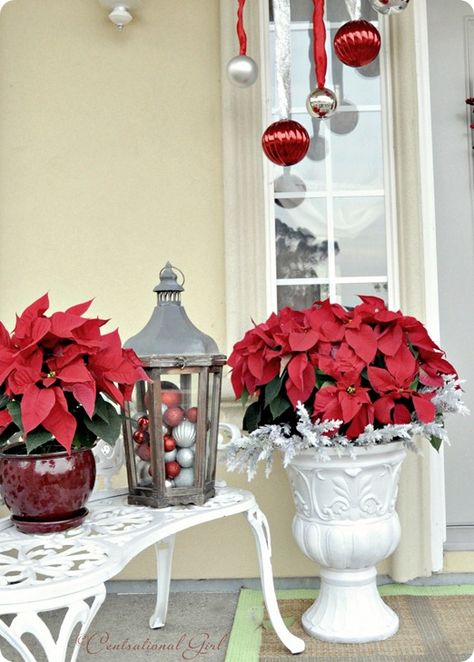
0 484 305 661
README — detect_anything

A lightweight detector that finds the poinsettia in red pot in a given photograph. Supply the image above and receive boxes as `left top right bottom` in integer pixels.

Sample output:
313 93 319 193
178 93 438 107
0 294 147 533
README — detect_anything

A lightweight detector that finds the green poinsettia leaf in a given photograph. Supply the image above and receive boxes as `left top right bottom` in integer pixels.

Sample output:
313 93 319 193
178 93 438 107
239 388 249 408
94 395 112 423
25 430 55 454
269 393 291 420
409 378 419 391
83 404 122 445
430 435 442 452
7 401 23 433
264 375 284 408
0 393 9 410
72 419 99 449
243 401 262 433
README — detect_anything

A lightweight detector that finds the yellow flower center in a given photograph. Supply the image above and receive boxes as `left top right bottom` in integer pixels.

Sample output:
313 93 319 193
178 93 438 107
346 385 356 395
47 371 56 379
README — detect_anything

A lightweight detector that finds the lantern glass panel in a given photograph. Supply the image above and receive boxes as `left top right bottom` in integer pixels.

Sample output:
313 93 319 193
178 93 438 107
128 371 208 492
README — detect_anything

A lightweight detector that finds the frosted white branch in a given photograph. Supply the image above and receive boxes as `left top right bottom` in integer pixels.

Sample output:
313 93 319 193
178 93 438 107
225 377 468 479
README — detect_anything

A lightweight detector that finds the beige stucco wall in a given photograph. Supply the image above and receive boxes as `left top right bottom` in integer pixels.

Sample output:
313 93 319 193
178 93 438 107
1 0 473 582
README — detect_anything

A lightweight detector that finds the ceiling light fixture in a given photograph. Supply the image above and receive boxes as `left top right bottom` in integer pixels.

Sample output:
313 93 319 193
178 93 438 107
99 0 141 31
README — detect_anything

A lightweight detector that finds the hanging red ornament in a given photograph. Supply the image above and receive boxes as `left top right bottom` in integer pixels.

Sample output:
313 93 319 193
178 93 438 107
262 120 310 167
262 1 309 165
334 20 381 68
307 0 337 119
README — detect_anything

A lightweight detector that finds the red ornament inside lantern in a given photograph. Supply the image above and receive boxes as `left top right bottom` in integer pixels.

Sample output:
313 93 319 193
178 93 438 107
333 20 381 68
261 120 310 167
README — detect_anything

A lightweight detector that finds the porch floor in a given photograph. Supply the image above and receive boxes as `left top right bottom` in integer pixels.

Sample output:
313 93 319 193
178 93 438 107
3 576 474 661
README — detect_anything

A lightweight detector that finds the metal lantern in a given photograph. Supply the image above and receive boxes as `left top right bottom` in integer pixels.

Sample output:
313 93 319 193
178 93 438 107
123 263 226 507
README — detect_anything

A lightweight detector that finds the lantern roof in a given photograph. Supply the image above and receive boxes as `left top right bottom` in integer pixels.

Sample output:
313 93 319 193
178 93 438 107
125 262 220 357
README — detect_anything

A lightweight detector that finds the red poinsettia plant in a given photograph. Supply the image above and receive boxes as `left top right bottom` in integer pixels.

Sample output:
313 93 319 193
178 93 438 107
0 294 147 455
228 296 464 453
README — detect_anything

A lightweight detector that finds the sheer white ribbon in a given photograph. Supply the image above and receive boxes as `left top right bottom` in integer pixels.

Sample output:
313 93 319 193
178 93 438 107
344 0 362 20
273 0 292 118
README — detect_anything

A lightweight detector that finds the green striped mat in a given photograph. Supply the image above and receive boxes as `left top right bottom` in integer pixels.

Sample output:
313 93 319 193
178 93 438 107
225 585 474 662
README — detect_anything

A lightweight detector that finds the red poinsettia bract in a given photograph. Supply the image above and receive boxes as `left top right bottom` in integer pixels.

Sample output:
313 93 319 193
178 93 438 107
229 296 457 439
0 294 147 453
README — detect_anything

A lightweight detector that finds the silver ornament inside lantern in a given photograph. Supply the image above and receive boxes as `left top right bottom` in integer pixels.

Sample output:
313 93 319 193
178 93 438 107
227 55 259 88
306 88 338 119
368 0 410 15
123 262 226 508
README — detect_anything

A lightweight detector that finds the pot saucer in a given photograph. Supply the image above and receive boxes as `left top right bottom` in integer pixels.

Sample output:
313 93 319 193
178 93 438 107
11 508 89 534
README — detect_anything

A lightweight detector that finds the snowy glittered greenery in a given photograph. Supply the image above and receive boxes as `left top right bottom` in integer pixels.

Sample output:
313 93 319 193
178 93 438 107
427 376 470 416
225 376 469 480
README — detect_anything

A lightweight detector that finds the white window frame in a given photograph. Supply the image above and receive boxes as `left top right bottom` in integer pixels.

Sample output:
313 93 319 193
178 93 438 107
266 12 400 312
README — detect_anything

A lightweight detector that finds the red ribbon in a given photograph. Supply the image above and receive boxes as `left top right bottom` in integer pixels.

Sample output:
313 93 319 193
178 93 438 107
312 0 327 89
237 0 248 56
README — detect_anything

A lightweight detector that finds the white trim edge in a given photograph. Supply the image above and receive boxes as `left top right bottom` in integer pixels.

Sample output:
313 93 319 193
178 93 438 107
460 0 474 11
413 0 445 574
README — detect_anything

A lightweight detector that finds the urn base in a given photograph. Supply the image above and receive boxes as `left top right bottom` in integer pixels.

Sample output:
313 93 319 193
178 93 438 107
302 567 399 643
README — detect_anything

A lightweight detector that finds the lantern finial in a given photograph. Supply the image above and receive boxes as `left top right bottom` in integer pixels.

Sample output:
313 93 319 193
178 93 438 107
153 263 184 304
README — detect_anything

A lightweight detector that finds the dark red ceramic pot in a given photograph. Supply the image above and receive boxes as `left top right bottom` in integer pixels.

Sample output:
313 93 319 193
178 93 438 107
0 444 96 533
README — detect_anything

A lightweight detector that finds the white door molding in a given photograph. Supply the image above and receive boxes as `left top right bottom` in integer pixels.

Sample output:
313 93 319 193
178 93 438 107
412 0 463 572
219 0 272 356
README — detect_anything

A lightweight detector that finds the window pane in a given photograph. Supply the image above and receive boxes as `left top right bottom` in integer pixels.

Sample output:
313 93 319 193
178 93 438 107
275 199 329 280
336 282 388 309
277 284 330 311
326 0 378 23
331 112 384 190
334 197 387 277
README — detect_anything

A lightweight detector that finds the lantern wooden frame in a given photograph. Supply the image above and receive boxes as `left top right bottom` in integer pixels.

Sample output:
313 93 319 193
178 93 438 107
123 353 226 508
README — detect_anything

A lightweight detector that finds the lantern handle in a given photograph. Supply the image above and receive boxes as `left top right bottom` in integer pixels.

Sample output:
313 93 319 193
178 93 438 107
159 264 186 288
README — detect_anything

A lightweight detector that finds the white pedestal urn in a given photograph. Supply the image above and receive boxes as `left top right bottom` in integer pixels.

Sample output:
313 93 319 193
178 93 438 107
285 441 407 643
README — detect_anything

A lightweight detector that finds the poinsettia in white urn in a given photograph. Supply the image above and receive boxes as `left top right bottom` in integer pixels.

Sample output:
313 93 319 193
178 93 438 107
225 296 468 643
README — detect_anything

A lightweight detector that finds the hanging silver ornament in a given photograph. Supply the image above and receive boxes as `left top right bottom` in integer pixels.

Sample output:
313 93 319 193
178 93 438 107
306 88 338 119
368 0 410 15
227 55 259 87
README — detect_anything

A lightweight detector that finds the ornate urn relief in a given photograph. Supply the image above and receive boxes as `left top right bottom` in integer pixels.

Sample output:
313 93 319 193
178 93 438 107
286 442 407 643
